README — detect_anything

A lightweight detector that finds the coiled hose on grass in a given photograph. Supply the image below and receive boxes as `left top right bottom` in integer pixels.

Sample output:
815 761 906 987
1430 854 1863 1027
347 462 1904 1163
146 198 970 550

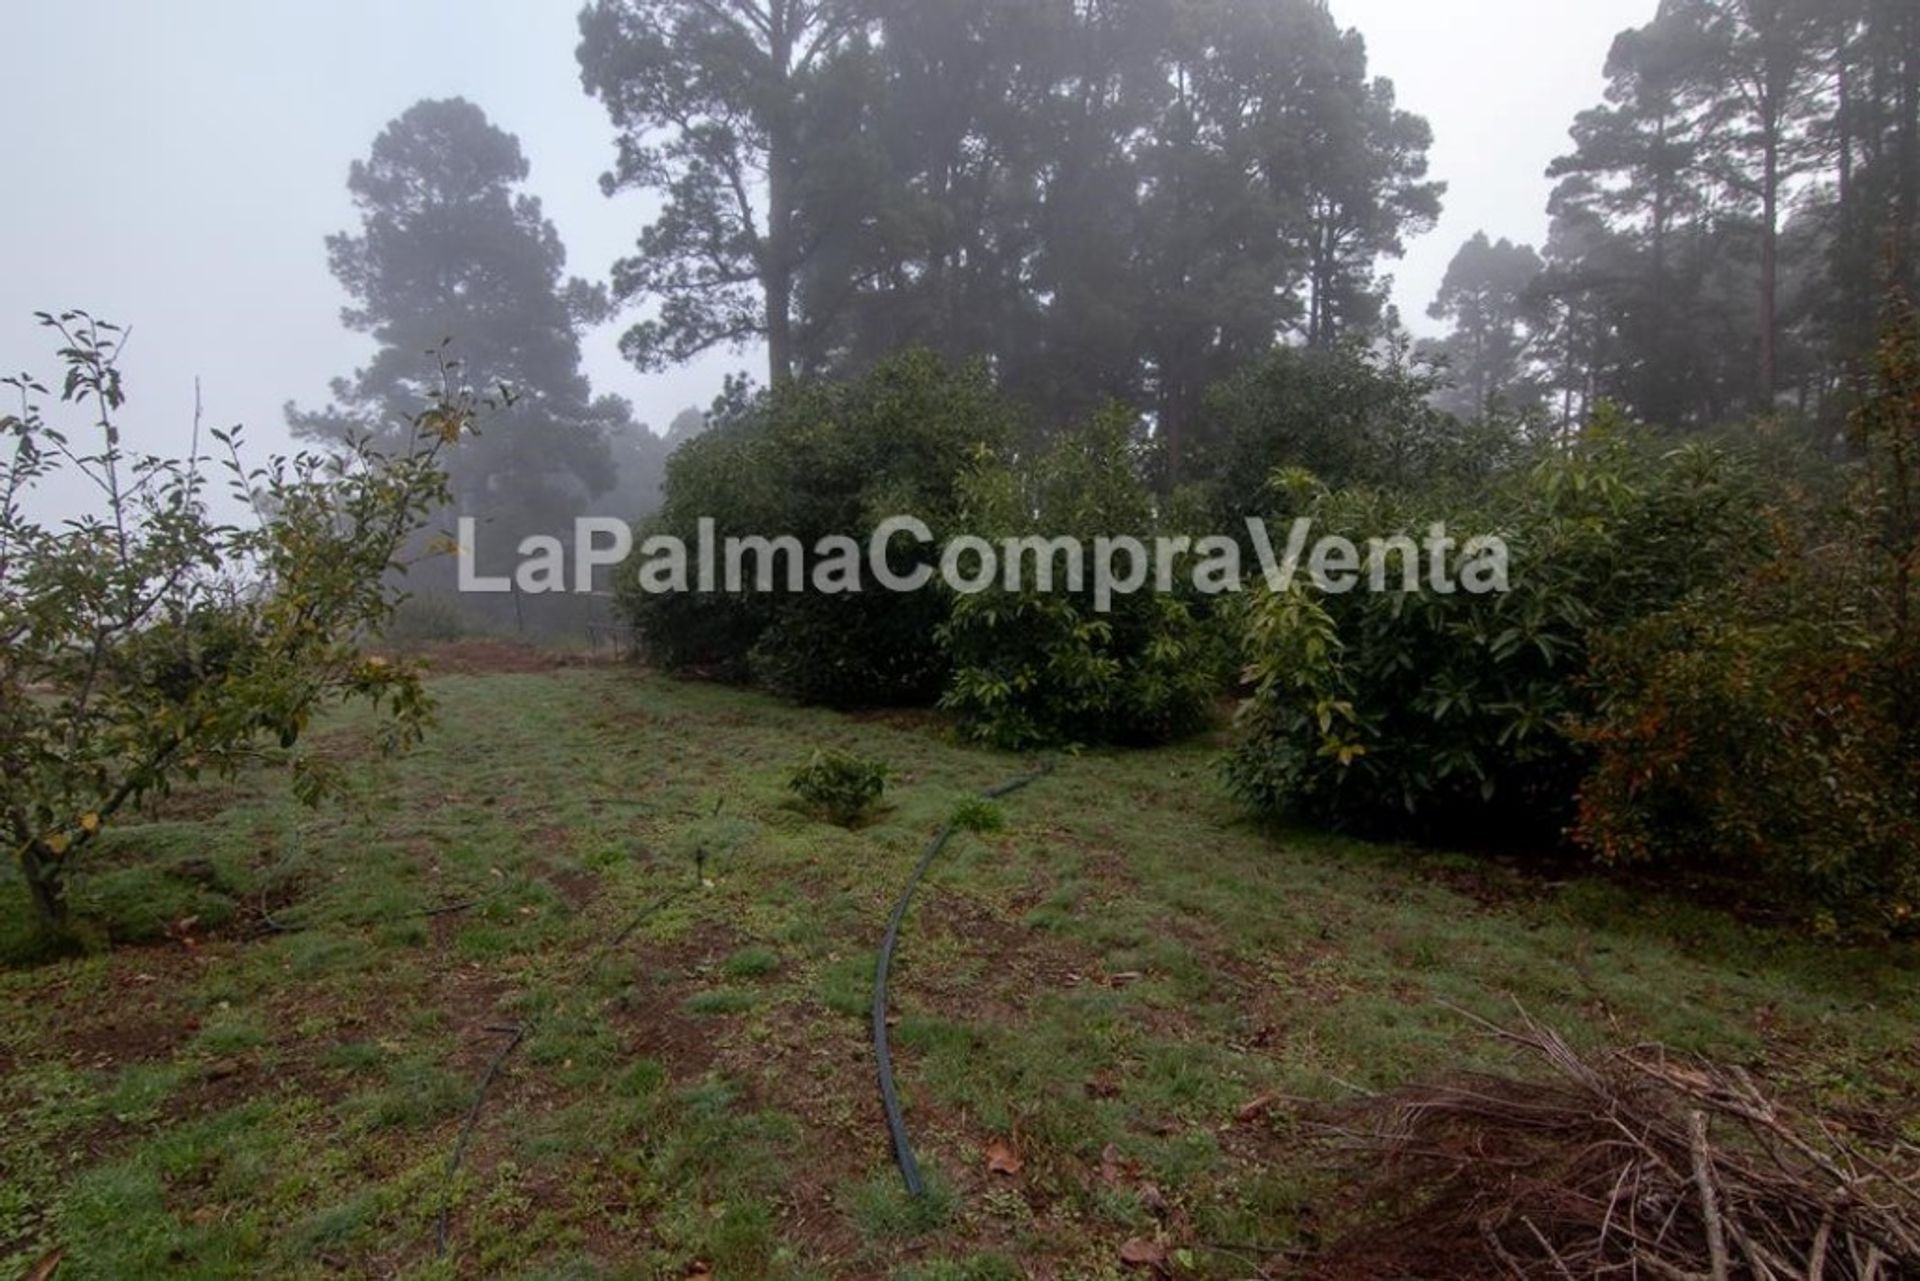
873 764 1053 1196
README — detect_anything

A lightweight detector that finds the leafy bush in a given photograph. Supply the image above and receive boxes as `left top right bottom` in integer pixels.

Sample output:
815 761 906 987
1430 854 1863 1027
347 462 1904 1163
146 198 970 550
1225 418 1768 844
1571 308 1920 930
948 796 1005 834
939 407 1222 750
618 350 1014 706
1192 340 1517 519
0 312 470 930
787 749 890 826
1573 592 1918 928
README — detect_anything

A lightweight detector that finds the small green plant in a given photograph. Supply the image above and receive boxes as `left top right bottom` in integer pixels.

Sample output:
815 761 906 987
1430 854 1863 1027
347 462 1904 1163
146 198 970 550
787 748 890 826
949 795 1005 834
723 946 781 979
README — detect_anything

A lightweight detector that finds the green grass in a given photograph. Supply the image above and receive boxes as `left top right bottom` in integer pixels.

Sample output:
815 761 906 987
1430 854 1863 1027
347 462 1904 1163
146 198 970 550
1 661 1915 1278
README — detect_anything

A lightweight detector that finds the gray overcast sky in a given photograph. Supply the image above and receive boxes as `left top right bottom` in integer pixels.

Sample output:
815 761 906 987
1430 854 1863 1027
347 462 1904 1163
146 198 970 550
2 0 1650 478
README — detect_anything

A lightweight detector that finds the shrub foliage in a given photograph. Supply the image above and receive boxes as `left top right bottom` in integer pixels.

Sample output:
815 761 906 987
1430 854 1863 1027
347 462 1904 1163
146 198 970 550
787 748 889 826
618 350 1013 706
1226 421 1767 844
939 407 1220 749
1572 307 1920 928
1 313 470 929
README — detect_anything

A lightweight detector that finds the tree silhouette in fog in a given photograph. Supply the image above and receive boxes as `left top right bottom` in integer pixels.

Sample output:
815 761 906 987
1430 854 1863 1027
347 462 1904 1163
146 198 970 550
291 97 631 567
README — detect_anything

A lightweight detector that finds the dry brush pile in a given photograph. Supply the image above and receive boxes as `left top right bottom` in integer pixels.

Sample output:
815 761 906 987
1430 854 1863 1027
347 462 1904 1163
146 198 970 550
1309 1012 1920 1280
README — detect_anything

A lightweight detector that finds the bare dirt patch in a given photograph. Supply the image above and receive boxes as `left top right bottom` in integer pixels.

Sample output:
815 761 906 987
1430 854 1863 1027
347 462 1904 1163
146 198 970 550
545 867 602 913
58 1008 197 1069
46 951 209 1068
600 928 747 1078
913 894 1101 1025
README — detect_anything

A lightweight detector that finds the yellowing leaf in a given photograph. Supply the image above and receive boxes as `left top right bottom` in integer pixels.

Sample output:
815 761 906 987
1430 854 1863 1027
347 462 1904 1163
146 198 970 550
80 812 100 834
44 833 70 856
420 408 465 443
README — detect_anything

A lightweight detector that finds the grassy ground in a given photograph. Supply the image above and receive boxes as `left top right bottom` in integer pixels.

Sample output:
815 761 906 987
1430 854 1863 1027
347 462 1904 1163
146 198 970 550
2 645 1916 1279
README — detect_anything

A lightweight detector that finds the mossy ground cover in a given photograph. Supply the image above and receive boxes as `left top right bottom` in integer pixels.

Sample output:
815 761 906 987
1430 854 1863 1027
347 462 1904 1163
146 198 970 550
3 648 1915 1278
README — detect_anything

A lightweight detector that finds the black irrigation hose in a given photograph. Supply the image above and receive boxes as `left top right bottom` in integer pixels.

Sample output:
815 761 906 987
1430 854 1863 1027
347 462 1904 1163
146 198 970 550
873 764 1054 1196
432 875 694 1259
434 1023 525 1255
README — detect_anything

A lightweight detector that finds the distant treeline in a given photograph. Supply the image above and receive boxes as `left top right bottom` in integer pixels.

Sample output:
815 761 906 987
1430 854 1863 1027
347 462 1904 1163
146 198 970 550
1423 0 1920 434
577 0 1442 481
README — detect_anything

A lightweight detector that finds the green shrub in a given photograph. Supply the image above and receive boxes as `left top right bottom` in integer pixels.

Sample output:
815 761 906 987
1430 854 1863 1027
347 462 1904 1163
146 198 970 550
617 350 1014 706
939 407 1222 750
1192 340 1517 519
949 796 1005 834
787 749 890 826
1572 308 1920 930
1225 418 1768 844
1573 591 1919 928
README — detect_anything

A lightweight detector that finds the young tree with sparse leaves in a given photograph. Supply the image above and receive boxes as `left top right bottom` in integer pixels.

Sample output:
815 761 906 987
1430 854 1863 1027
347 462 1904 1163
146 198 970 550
2 312 476 933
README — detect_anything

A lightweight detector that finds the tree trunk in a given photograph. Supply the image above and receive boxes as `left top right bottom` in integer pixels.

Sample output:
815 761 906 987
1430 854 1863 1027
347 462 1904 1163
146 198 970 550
766 246 794 387
1837 31 1854 220
765 0 796 387
1308 228 1333 349
1901 0 1919 288
1160 381 1186 489
21 842 67 930
1761 117 1781 409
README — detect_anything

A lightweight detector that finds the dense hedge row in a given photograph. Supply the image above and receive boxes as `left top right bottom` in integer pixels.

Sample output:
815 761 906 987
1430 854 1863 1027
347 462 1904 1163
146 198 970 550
622 350 1011 706
1224 423 1770 845
1224 321 1920 930
619 323 1920 931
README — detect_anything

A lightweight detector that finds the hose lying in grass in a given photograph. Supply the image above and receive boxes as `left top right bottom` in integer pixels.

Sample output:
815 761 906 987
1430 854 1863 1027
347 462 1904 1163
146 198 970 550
434 1022 525 1255
433 876 694 1258
873 765 1053 1196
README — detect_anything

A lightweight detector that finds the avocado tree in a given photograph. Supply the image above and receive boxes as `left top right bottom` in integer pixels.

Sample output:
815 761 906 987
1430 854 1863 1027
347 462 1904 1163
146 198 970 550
1 312 477 932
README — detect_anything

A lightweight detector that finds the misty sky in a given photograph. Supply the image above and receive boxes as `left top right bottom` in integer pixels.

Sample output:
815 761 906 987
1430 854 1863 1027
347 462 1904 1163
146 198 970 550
3 0 1650 485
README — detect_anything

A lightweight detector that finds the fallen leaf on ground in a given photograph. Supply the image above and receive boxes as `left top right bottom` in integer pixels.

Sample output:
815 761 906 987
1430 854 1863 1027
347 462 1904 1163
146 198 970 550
23 1247 64 1281
1235 1091 1280 1123
1118 1237 1168 1270
985 1139 1023 1176
1137 1182 1168 1217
